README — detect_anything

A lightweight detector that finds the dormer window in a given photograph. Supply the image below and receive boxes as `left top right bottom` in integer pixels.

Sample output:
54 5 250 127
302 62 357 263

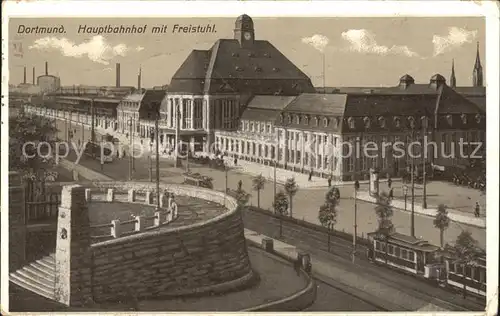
235 66 243 71
232 52 239 57
314 117 319 126
446 114 453 126
304 116 309 125
407 116 415 129
421 116 429 128
248 52 255 57
323 118 329 127
348 117 355 129
363 117 371 129
332 117 339 128
296 115 301 124
254 66 262 72
279 114 284 123
475 113 482 123
287 114 292 124
393 116 401 128
378 117 386 128
461 114 467 124
272 67 280 72
264 52 270 58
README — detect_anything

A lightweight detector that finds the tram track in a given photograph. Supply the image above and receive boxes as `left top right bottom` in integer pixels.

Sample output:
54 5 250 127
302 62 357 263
242 207 485 311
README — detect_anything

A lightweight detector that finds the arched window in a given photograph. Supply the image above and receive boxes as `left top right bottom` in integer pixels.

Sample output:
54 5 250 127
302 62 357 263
314 116 319 126
446 114 453 126
363 117 371 129
323 117 329 127
393 116 401 128
287 114 292 124
475 114 482 123
461 114 467 124
378 116 386 128
347 117 355 129
304 116 309 125
296 115 301 124
279 114 284 123
407 116 415 129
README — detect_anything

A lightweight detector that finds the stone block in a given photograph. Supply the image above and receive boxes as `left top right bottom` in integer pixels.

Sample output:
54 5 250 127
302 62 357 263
111 220 121 238
85 189 92 202
128 189 136 202
262 238 274 252
107 188 115 202
135 215 145 232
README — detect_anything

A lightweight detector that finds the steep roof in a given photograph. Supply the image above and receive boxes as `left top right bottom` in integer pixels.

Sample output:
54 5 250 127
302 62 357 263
138 90 167 118
169 39 315 95
284 94 347 115
241 95 296 122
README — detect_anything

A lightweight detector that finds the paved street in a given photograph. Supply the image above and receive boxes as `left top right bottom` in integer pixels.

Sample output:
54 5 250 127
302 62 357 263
53 119 485 249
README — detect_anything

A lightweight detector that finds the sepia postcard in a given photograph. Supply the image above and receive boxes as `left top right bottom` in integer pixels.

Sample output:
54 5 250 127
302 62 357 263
1 1 498 314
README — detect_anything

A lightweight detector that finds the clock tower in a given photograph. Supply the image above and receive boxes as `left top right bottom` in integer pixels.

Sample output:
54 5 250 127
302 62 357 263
234 14 255 48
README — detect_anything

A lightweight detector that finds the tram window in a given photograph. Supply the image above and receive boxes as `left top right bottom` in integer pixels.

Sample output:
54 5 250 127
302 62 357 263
472 268 480 282
388 245 394 254
479 268 485 283
401 249 407 259
408 251 415 261
449 263 455 273
394 247 400 257
465 266 472 278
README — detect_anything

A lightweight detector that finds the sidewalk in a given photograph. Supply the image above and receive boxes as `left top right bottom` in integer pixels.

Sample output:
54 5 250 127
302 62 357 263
244 228 444 311
355 191 486 229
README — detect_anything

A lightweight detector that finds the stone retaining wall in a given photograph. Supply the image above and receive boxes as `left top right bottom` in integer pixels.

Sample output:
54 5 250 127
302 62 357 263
58 181 252 303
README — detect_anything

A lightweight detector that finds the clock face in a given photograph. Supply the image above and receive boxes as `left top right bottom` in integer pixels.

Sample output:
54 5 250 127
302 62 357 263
244 32 252 40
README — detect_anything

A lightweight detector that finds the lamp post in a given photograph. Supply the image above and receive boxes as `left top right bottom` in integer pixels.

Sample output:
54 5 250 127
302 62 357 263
422 116 428 209
128 118 133 181
155 111 160 211
403 183 409 226
410 126 416 238
224 162 229 207
352 180 360 263
149 140 153 182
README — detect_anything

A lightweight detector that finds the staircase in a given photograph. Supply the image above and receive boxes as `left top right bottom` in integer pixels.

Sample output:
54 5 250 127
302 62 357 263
10 253 56 301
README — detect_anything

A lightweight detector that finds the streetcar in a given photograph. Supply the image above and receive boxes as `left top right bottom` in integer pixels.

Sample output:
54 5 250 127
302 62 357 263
84 142 114 163
366 231 486 298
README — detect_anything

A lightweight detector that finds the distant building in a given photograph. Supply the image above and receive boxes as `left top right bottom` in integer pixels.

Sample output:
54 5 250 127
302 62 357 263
37 75 61 94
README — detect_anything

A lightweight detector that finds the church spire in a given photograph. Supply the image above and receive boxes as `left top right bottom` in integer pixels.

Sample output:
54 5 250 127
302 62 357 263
450 59 456 88
473 41 483 87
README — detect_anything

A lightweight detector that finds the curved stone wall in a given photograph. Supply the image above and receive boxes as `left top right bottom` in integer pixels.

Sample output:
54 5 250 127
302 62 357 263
86 182 253 302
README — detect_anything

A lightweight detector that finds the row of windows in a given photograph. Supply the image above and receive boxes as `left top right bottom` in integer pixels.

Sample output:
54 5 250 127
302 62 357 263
449 263 486 283
279 114 484 130
375 241 415 262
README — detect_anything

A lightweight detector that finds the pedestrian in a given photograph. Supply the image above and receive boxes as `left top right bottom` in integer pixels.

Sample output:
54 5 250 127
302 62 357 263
238 180 243 191
474 202 480 218
234 157 238 166
389 188 394 199
328 175 332 187
308 169 313 181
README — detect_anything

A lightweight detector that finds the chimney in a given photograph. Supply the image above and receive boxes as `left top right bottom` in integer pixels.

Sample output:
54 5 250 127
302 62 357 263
137 67 141 91
116 63 121 87
45 61 48 75
32 67 35 84
23 67 26 84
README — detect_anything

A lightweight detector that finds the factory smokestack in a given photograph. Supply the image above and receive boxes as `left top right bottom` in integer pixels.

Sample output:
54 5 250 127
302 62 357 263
32 67 35 84
45 61 48 75
116 63 121 87
23 67 26 84
137 67 141 91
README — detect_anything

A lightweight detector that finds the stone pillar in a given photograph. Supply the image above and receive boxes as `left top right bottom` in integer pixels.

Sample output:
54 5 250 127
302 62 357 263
9 172 26 272
54 184 92 307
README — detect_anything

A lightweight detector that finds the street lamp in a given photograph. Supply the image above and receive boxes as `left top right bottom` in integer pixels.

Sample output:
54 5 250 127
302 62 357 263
128 118 133 181
352 180 360 263
224 161 229 207
421 115 428 209
403 184 409 232
149 140 153 182
155 111 160 211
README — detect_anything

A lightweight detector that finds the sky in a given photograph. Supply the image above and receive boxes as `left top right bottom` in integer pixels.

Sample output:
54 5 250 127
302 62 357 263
8 16 485 88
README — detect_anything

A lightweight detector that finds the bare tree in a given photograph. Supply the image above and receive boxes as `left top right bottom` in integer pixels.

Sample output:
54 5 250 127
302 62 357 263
433 204 450 248
318 186 339 252
252 174 266 209
273 191 289 238
374 191 395 263
284 177 299 218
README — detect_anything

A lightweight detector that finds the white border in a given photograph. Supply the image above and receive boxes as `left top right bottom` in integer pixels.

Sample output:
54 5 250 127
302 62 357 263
1 1 499 315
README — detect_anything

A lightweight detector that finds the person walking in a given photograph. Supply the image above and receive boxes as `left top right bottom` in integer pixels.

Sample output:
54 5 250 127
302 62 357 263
327 175 332 187
474 202 480 218
308 169 313 181
234 156 238 166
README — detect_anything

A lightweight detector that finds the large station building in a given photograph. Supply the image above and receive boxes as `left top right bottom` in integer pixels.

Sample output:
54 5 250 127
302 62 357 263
34 14 486 181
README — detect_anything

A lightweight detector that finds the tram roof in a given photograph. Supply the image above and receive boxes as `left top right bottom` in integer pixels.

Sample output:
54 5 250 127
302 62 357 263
368 232 440 252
